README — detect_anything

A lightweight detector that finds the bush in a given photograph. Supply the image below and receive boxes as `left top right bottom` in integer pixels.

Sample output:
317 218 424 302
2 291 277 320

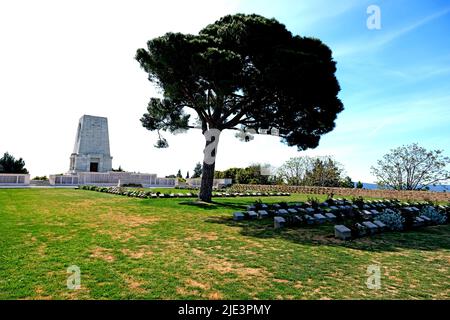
32 176 48 181
445 204 450 222
400 210 415 230
122 183 143 188
351 196 365 209
307 197 320 209
348 222 367 238
326 193 335 205
377 209 405 231
348 207 363 222
253 199 264 210
420 206 447 225
278 201 289 209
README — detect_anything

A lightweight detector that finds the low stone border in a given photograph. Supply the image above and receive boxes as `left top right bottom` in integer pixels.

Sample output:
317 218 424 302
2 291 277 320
79 185 291 199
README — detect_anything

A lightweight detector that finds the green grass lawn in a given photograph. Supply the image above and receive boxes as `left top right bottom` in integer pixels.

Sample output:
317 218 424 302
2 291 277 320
0 188 449 300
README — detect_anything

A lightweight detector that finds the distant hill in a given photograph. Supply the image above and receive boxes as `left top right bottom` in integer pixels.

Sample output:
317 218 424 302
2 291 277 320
358 183 449 192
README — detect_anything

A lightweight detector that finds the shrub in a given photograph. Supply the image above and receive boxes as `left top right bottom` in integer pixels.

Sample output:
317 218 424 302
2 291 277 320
253 199 264 210
326 193 335 205
123 183 143 188
423 199 437 207
420 206 447 225
351 196 365 209
307 197 320 209
445 204 450 222
278 201 289 209
32 176 49 181
348 222 366 238
348 207 363 222
400 210 415 230
377 209 405 231
333 211 345 223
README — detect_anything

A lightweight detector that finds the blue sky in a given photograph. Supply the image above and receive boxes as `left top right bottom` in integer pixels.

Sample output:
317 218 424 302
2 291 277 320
235 0 450 181
0 0 449 182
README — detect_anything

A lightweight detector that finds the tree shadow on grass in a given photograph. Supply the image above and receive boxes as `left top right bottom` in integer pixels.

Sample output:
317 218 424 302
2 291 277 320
178 200 248 211
206 216 450 253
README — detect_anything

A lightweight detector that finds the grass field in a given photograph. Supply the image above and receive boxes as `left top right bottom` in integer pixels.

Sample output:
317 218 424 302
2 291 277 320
0 188 449 300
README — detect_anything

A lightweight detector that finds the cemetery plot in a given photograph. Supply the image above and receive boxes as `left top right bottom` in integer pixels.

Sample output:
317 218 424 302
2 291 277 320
231 197 450 240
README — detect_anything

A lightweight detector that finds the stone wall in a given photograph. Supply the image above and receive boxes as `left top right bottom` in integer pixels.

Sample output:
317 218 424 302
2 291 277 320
0 174 30 186
230 184 450 202
49 171 176 187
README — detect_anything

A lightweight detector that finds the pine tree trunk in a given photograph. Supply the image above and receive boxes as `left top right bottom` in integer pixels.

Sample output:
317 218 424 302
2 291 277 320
199 161 215 202
198 129 221 202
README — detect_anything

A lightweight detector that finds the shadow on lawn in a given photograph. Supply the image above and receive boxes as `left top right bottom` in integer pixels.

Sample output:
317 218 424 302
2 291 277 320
206 216 450 253
178 201 247 211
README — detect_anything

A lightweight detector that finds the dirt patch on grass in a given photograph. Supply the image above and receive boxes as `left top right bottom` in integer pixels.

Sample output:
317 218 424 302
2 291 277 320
43 221 67 227
103 210 159 228
273 279 290 284
37 243 47 256
208 292 223 299
176 287 199 296
191 248 271 278
122 274 147 294
186 279 210 290
240 238 265 250
96 229 140 242
60 286 90 300
31 286 52 300
89 209 159 228
181 279 223 300
90 247 115 262
87 209 159 242
121 245 154 259
185 230 219 241
40 231 75 242
423 252 450 264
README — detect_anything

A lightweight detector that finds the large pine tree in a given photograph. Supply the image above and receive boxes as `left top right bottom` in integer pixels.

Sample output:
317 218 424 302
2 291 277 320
136 14 343 202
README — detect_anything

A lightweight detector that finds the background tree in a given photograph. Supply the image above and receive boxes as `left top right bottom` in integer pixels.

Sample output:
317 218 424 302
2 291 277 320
136 14 343 202
277 156 313 185
176 169 183 179
186 171 190 179
340 176 354 188
277 156 349 187
371 143 450 190
215 164 270 185
112 165 125 172
32 176 48 181
0 152 28 174
356 181 364 189
192 162 203 179
237 164 270 185
304 157 342 187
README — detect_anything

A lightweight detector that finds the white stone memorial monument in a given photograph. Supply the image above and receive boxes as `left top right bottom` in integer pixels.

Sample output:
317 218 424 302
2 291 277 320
48 114 230 188
69 115 113 173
